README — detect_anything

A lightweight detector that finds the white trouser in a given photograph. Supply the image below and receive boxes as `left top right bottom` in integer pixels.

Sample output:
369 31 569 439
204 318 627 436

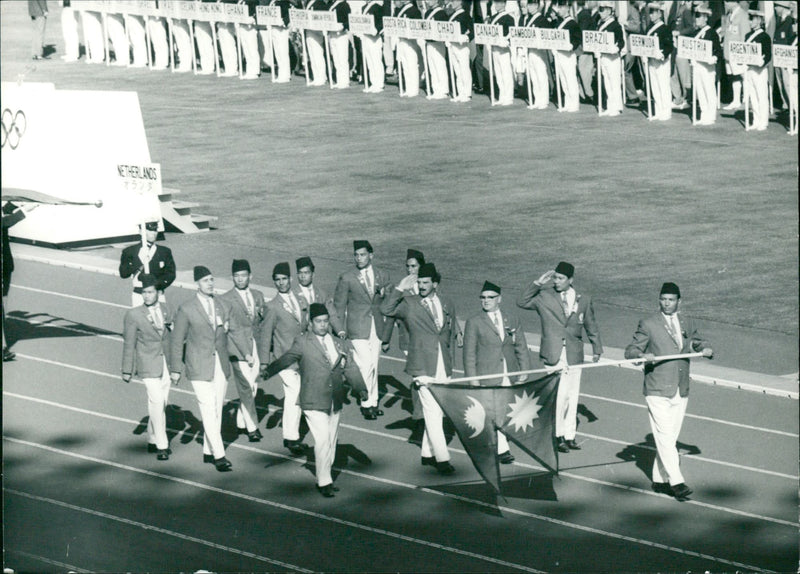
106 13 129 66
240 23 260 78
648 56 672 120
142 358 171 450
600 53 623 114
271 26 291 81
172 19 193 72
232 341 260 432
329 31 350 88
306 30 327 85
745 66 769 130
554 348 582 441
190 356 229 459
397 38 420 96
362 34 385 90
554 50 579 110
82 11 105 63
279 368 303 441
258 26 272 69
194 21 216 74
126 14 148 67
491 46 514 104
426 41 449 98
527 49 550 107
645 389 688 485
217 22 238 75
61 6 80 61
694 61 716 122
148 17 169 69
496 360 511 454
351 320 381 408
449 42 472 101
416 347 450 462
304 408 341 487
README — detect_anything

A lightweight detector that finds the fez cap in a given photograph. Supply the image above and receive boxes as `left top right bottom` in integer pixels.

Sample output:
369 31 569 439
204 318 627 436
406 249 425 265
140 273 158 289
232 259 251 274
309 302 329 320
481 280 501 294
194 266 212 281
660 282 681 298
272 262 291 278
418 262 439 281
296 256 314 271
554 261 575 278
353 240 373 253
143 220 159 231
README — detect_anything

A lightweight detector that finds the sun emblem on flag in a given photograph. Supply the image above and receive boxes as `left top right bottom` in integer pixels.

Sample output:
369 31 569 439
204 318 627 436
464 396 486 439
506 390 542 433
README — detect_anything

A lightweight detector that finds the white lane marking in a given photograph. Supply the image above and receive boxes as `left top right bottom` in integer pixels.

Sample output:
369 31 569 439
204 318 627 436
14 285 130 309
5 384 797 530
4 438 546 574
5 489 313 573
3 549 90 573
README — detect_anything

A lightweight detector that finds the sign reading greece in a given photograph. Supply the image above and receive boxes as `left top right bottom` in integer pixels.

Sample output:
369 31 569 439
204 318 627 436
509 26 540 50
474 23 506 47
256 5 284 26
677 36 713 63
728 41 763 66
773 45 797 69
538 28 572 51
629 34 661 58
583 30 616 54
348 14 376 35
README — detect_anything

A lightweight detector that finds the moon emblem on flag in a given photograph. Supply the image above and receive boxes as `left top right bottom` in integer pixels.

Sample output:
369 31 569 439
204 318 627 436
464 396 486 439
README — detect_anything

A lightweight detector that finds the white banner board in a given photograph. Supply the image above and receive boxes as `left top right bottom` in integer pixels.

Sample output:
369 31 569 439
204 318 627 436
629 34 661 58
582 30 617 54
677 36 714 63
728 41 763 66
256 5 285 26
349 14 376 35
773 44 797 69
474 23 506 47
539 28 572 51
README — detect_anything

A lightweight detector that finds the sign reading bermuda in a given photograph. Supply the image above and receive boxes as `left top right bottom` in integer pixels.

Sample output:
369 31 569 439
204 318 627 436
582 30 616 54
773 44 797 69
728 41 763 66
509 26 540 50
677 36 713 63
256 5 284 26
349 14 376 36
538 28 572 51
629 34 661 58
474 23 506 47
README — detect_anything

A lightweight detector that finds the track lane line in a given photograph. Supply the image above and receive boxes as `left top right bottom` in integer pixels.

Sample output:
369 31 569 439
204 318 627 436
3 549 90 573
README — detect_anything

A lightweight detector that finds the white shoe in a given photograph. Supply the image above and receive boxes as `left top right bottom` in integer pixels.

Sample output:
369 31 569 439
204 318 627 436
274 77 290 83
723 102 741 110
241 74 260 80
605 110 621 117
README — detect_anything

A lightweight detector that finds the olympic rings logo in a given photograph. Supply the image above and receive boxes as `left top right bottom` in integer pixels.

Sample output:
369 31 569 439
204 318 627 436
1 109 27 150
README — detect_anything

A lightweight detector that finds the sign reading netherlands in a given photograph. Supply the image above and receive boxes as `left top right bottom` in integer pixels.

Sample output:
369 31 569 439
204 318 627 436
116 163 162 223
289 8 310 28
474 23 506 47
629 34 661 58
677 36 713 63
773 44 798 69
582 30 617 54
349 14 376 35
256 5 284 26
538 28 572 51
728 41 763 66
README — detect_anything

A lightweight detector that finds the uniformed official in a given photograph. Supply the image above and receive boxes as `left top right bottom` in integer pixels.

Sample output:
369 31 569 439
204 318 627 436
523 0 552 109
445 0 474 102
60 0 81 62
148 3 170 70
773 2 797 115
395 0 423 97
423 0 450 100
305 0 329 86
267 0 292 82
361 0 386 92
106 8 130 66
240 0 262 79
552 0 582 112
194 4 218 75
596 1 625 117
118 220 176 307
126 10 148 67
743 8 772 132
489 0 516 106
218 1 240 77
691 2 723 126
122 274 176 461
81 7 106 63
328 0 352 89
170 13 195 72
645 1 674 121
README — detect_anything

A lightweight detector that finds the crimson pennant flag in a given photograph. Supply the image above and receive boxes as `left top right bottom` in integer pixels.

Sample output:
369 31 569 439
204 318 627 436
426 372 559 493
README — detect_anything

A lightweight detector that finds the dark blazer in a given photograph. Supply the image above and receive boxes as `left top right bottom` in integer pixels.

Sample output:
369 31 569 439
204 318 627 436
364 0 384 33
329 0 350 29
557 16 582 51
122 302 173 378
449 7 473 41
744 28 772 68
2 204 26 278
260 293 308 366
265 331 366 412
220 287 267 361
332 266 390 340
490 11 514 36
396 3 421 19
380 288 458 378
119 242 176 292
169 296 232 381
525 11 551 29
424 6 447 22
463 309 530 386
773 15 797 46
624 312 710 398
693 24 723 73
516 282 603 366
647 20 673 59
598 16 624 52
264 0 291 26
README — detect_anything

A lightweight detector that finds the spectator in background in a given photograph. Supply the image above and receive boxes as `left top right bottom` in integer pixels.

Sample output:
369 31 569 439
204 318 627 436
722 0 750 110
59 0 80 62
29 0 48 60
773 1 797 113
575 0 598 104
2 203 39 362
668 0 694 110
624 0 647 106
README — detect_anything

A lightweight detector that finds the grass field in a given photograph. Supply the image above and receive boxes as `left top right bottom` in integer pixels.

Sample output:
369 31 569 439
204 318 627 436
2 3 798 338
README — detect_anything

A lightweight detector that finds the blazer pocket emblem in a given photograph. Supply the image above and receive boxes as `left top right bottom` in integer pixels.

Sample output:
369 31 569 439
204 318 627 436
578 313 584 324
159 261 165 268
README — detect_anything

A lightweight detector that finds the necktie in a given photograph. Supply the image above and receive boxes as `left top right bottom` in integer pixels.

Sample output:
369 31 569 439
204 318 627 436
150 305 163 330
364 270 373 297
671 316 682 347
245 290 254 318
322 336 337 365
306 287 315 304
492 312 503 339
205 298 215 325
426 298 442 330
289 295 300 321
561 292 570 317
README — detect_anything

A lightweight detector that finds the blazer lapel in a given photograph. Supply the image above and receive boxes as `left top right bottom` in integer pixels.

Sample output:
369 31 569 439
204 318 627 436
481 311 502 340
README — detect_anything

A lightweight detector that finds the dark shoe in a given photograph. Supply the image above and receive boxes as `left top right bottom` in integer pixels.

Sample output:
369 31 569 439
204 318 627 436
284 439 307 455
498 451 515 464
671 483 693 501
361 407 377 420
651 482 671 495
248 429 263 442
421 456 436 467
557 437 570 453
409 419 425 445
2 348 16 362
214 457 233 472
203 454 215 464
372 407 384 417
316 484 335 497
566 439 581 450
148 443 159 453
435 461 455 475
157 449 170 461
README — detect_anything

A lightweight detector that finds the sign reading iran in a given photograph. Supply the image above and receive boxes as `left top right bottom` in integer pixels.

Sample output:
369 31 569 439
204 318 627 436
509 26 539 49
308 10 341 31
539 28 572 51
773 45 798 69
349 14 376 35
728 41 763 66
474 23 506 47
629 34 661 58
289 8 309 29
583 30 616 54
677 36 713 63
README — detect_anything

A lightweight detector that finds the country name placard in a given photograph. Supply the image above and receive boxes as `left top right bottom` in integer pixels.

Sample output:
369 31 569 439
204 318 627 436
583 30 616 54
629 34 661 58
474 23 506 47
773 45 798 69
348 14 376 36
677 36 713 63
728 41 763 66
538 28 571 51
256 5 284 26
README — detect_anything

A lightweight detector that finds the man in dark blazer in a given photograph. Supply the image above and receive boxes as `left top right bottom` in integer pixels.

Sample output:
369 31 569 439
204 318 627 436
463 280 530 464
122 274 175 460
119 220 176 307
2 201 38 362
264 303 367 497
220 259 267 443
517 261 602 453
169 266 233 472
644 1 674 121
260 262 309 454
743 8 772 132
332 240 391 420
381 263 459 475
625 282 712 501
552 0 583 112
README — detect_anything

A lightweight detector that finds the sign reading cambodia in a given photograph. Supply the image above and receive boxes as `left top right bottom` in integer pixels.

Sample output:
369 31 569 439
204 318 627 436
677 36 713 63
509 26 539 50
629 34 661 58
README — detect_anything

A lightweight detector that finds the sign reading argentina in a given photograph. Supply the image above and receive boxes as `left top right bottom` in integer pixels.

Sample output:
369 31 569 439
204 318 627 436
629 34 661 58
728 41 763 66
